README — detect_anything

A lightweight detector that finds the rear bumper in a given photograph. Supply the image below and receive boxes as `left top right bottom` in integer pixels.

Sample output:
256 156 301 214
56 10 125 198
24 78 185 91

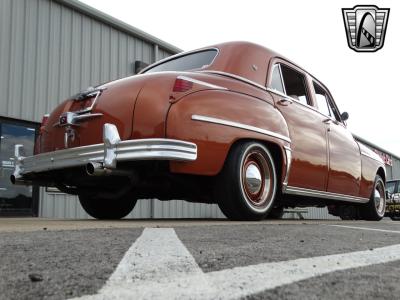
12 123 197 185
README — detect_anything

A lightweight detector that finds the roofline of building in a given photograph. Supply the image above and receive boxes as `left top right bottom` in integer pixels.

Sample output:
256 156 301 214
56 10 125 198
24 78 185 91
353 133 400 161
55 0 182 54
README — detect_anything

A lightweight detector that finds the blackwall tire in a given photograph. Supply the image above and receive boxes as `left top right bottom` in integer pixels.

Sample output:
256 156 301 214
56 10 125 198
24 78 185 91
216 141 278 221
78 194 137 220
360 175 386 221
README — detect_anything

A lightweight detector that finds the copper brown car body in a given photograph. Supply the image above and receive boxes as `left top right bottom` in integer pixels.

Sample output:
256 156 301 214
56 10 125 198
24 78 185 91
12 41 387 220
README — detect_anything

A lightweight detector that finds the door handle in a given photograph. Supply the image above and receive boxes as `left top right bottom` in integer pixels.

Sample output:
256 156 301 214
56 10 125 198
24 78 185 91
277 98 293 106
323 118 332 124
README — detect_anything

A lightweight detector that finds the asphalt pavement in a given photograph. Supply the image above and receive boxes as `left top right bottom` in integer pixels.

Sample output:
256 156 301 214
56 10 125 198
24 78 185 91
1 218 400 299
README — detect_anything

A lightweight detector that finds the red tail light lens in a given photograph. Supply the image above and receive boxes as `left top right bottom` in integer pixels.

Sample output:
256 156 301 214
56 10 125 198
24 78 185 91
173 78 193 92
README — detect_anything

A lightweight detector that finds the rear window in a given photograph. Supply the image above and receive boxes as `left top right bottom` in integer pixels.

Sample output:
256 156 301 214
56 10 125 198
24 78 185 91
144 49 218 73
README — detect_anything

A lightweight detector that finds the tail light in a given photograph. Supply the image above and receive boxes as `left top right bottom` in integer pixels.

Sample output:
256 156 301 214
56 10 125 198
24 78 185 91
170 76 227 103
173 78 194 92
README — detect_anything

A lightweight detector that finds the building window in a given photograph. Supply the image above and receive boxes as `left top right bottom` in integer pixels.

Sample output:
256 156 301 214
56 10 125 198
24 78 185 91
0 118 39 216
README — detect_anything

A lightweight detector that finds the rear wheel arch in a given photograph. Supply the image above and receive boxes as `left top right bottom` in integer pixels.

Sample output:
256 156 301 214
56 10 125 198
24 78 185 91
377 167 386 184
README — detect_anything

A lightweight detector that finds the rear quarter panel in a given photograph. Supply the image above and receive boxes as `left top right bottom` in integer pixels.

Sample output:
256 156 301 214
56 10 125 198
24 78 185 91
358 142 386 198
166 89 290 176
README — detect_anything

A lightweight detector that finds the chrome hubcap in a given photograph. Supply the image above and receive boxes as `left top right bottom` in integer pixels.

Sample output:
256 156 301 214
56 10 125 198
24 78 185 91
374 185 385 215
241 148 273 210
245 163 262 194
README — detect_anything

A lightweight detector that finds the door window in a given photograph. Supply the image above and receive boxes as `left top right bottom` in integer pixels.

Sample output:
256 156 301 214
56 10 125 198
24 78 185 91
0 120 38 216
313 81 341 121
313 82 332 117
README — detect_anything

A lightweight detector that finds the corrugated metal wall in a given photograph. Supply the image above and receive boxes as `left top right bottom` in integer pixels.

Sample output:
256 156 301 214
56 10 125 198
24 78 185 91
0 0 226 219
391 158 400 180
0 0 158 122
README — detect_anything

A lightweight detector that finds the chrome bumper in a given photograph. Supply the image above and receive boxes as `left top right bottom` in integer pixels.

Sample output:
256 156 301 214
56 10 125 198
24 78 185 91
12 123 197 183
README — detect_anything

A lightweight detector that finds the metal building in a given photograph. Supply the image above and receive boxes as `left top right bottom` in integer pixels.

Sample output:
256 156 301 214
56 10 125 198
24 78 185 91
0 0 224 218
0 0 398 219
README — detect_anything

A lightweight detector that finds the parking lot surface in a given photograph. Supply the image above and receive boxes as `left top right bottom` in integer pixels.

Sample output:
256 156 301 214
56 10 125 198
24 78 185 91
1 218 400 299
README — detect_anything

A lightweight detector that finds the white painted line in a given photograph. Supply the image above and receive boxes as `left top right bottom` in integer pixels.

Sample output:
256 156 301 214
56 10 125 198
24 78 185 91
328 224 400 234
73 228 214 300
206 243 400 299
73 228 400 300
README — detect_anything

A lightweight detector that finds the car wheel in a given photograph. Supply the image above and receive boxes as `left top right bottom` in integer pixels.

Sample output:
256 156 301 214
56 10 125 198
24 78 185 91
267 206 284 219
216 141 277 221
360 175 386 221
390 216 400 221
78 193 137 219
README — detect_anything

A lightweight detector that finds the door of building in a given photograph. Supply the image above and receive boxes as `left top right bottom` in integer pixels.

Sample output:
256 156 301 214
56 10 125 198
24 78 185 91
0 118 39 216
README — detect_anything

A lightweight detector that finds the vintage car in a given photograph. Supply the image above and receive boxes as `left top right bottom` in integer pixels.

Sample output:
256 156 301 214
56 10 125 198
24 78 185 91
11 41 387 221
385 179 400 220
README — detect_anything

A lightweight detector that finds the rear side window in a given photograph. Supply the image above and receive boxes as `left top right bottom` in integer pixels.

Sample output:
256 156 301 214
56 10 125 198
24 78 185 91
144 50 218 73
280 65 310 105
270 65 285 94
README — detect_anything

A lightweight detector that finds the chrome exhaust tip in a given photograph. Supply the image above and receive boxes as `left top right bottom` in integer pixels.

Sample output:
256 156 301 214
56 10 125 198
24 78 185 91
10 174 31 186
86 162 134 177
86 162 107 176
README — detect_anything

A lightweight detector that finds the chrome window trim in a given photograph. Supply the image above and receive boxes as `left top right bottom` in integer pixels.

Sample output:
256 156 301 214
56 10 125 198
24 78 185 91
191 114 291 143
176 75 227 90
140 47 220 74
13 123 197 182
198 70 268 91
284 186 369 203
361 150 384 164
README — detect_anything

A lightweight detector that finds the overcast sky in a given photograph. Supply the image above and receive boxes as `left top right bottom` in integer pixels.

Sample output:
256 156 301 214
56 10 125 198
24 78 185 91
81 0 400 157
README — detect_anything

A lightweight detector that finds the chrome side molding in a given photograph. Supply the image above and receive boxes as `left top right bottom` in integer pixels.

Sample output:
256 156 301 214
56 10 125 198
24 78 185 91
284 186 369 204
361 150 384 164
191 114 291 143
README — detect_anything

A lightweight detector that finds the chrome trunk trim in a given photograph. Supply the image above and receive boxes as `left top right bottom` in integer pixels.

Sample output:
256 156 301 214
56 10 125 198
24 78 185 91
12 123 197 182
191 114 291 143
284 186 369 203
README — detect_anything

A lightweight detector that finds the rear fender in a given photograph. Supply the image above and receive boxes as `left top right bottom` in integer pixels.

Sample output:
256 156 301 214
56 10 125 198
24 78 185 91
166 90 291 176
